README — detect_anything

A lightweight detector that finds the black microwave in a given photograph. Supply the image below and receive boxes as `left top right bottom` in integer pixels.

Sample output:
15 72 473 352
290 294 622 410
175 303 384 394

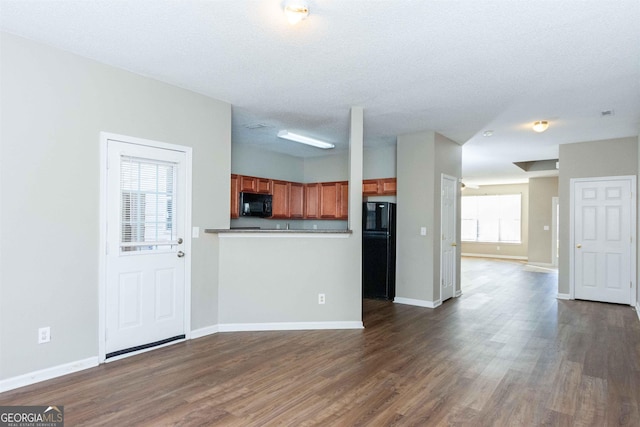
239 192 272 217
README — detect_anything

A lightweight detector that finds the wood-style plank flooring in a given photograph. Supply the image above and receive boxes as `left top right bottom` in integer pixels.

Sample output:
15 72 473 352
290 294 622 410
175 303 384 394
2 258 640 426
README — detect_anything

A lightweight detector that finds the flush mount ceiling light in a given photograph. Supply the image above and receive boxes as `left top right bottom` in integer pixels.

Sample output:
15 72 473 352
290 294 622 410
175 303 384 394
482 130 493 137
532 120 549 133
277 130 335 149
284 3 309 25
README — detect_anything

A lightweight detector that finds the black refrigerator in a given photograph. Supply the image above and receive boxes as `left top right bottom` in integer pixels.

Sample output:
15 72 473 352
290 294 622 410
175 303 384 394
362 202 396 300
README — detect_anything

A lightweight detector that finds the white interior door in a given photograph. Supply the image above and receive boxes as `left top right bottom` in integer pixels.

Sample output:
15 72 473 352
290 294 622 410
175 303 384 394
105 139 188 359
440 174 457 302
573 177 634 305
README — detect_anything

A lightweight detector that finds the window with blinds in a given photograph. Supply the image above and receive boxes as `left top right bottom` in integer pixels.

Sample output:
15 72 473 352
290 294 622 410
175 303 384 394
461 194 522 243
120 156 177 253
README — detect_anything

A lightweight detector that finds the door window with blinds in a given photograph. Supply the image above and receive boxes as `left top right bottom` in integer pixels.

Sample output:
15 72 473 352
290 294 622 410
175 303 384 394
120 156 177 253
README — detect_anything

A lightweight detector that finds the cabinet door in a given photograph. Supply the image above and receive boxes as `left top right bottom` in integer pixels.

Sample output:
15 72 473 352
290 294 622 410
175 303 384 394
339 181 349 219
304 183 320 219
363 179 379 196
380 178 397 194
257 178 271 194
289 182 304 219
230 174 239 218
320 182 339 218
239 175 257 193
271 180 289 218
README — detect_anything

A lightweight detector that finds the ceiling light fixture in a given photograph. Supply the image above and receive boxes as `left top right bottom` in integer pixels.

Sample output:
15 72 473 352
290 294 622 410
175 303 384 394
284 3 309 25
483 130 493 137
532 120 549 133
277 130 335 149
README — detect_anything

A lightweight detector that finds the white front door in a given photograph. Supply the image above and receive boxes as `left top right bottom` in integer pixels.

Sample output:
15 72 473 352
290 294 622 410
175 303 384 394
440 174 457 302
104 137 189 359
573 177 635 305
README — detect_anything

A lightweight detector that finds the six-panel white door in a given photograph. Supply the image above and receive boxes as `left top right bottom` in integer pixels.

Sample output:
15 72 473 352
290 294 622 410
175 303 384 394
573 178 632 305
440 174 457 302
105 140 187 358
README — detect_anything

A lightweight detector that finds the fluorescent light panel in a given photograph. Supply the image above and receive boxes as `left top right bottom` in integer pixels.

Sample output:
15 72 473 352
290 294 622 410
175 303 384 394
277 130 335 149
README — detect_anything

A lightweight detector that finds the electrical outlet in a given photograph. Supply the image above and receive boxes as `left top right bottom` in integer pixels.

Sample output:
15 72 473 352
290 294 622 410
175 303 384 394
497 246 501 251
38 327 51 344
318 293 326 304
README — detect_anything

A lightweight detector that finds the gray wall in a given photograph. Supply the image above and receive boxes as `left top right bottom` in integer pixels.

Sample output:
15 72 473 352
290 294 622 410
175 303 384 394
396 131 461 304
528 177 559 265
232 144 304 182
461 183 529 259
558 137 638 295
0 33 231 379
363 144 396 179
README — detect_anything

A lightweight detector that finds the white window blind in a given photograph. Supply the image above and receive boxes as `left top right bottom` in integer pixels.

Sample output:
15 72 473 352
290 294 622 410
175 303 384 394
120 156 177 252
461 194 521 243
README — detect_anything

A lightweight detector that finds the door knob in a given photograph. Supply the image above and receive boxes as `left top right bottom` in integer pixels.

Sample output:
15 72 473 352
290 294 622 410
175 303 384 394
177 251 185 258
451 242 457 247
576 244 582 249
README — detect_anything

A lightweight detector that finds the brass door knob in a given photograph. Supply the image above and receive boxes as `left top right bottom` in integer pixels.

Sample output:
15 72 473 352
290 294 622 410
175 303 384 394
451 242 457 247
576 244 582 249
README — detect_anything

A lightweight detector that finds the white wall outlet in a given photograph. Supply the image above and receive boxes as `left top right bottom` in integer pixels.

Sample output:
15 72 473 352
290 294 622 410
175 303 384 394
497 246 501 250
543 225 550 231
276 224 281 229
420 227 427 236
318 293 326 304
313 224 318 230
38 326 51 344
192 226 200 238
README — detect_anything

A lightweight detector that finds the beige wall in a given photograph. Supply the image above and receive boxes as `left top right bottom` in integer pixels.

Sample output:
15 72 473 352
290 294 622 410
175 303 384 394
0 33 231 380
528 177 559 265
461 183 529 259
558 137 638 295
396 131 461 305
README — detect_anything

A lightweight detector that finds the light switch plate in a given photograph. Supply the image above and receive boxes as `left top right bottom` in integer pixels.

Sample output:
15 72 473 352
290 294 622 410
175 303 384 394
192 226 200 238
420 227 427 236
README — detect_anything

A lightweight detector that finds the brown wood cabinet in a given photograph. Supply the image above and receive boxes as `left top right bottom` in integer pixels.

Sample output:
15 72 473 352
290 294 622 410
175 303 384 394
271 180 290 218
363 177 397 195
304 183 320 219
339 182 349 219
230 174 351 220
289 182 304 219
319 181 349 219
230 174 239 218
239 175 271 194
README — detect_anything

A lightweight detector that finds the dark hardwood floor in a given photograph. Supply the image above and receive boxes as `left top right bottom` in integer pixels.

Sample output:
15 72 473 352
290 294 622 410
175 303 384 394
2 257 640 426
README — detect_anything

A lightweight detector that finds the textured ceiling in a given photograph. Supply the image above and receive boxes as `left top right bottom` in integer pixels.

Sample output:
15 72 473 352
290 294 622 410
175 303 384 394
1 0 639 185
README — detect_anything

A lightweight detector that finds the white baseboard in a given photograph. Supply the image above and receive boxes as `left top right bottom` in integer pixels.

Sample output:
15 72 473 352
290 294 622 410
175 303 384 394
462 253 528 261
557 293 571 300
394 297 442 309
190 324 220 339
526 262 556 268
0 357 98 393
218 321 364 332
636 302 640 322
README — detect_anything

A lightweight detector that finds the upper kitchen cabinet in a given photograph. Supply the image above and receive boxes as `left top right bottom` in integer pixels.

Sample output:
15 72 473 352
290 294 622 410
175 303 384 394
239 175 271 194
320 181 348 220
363 178 397 196
304 183 320 219
290 182 304 219
271 180 290 218
230 174 239 218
